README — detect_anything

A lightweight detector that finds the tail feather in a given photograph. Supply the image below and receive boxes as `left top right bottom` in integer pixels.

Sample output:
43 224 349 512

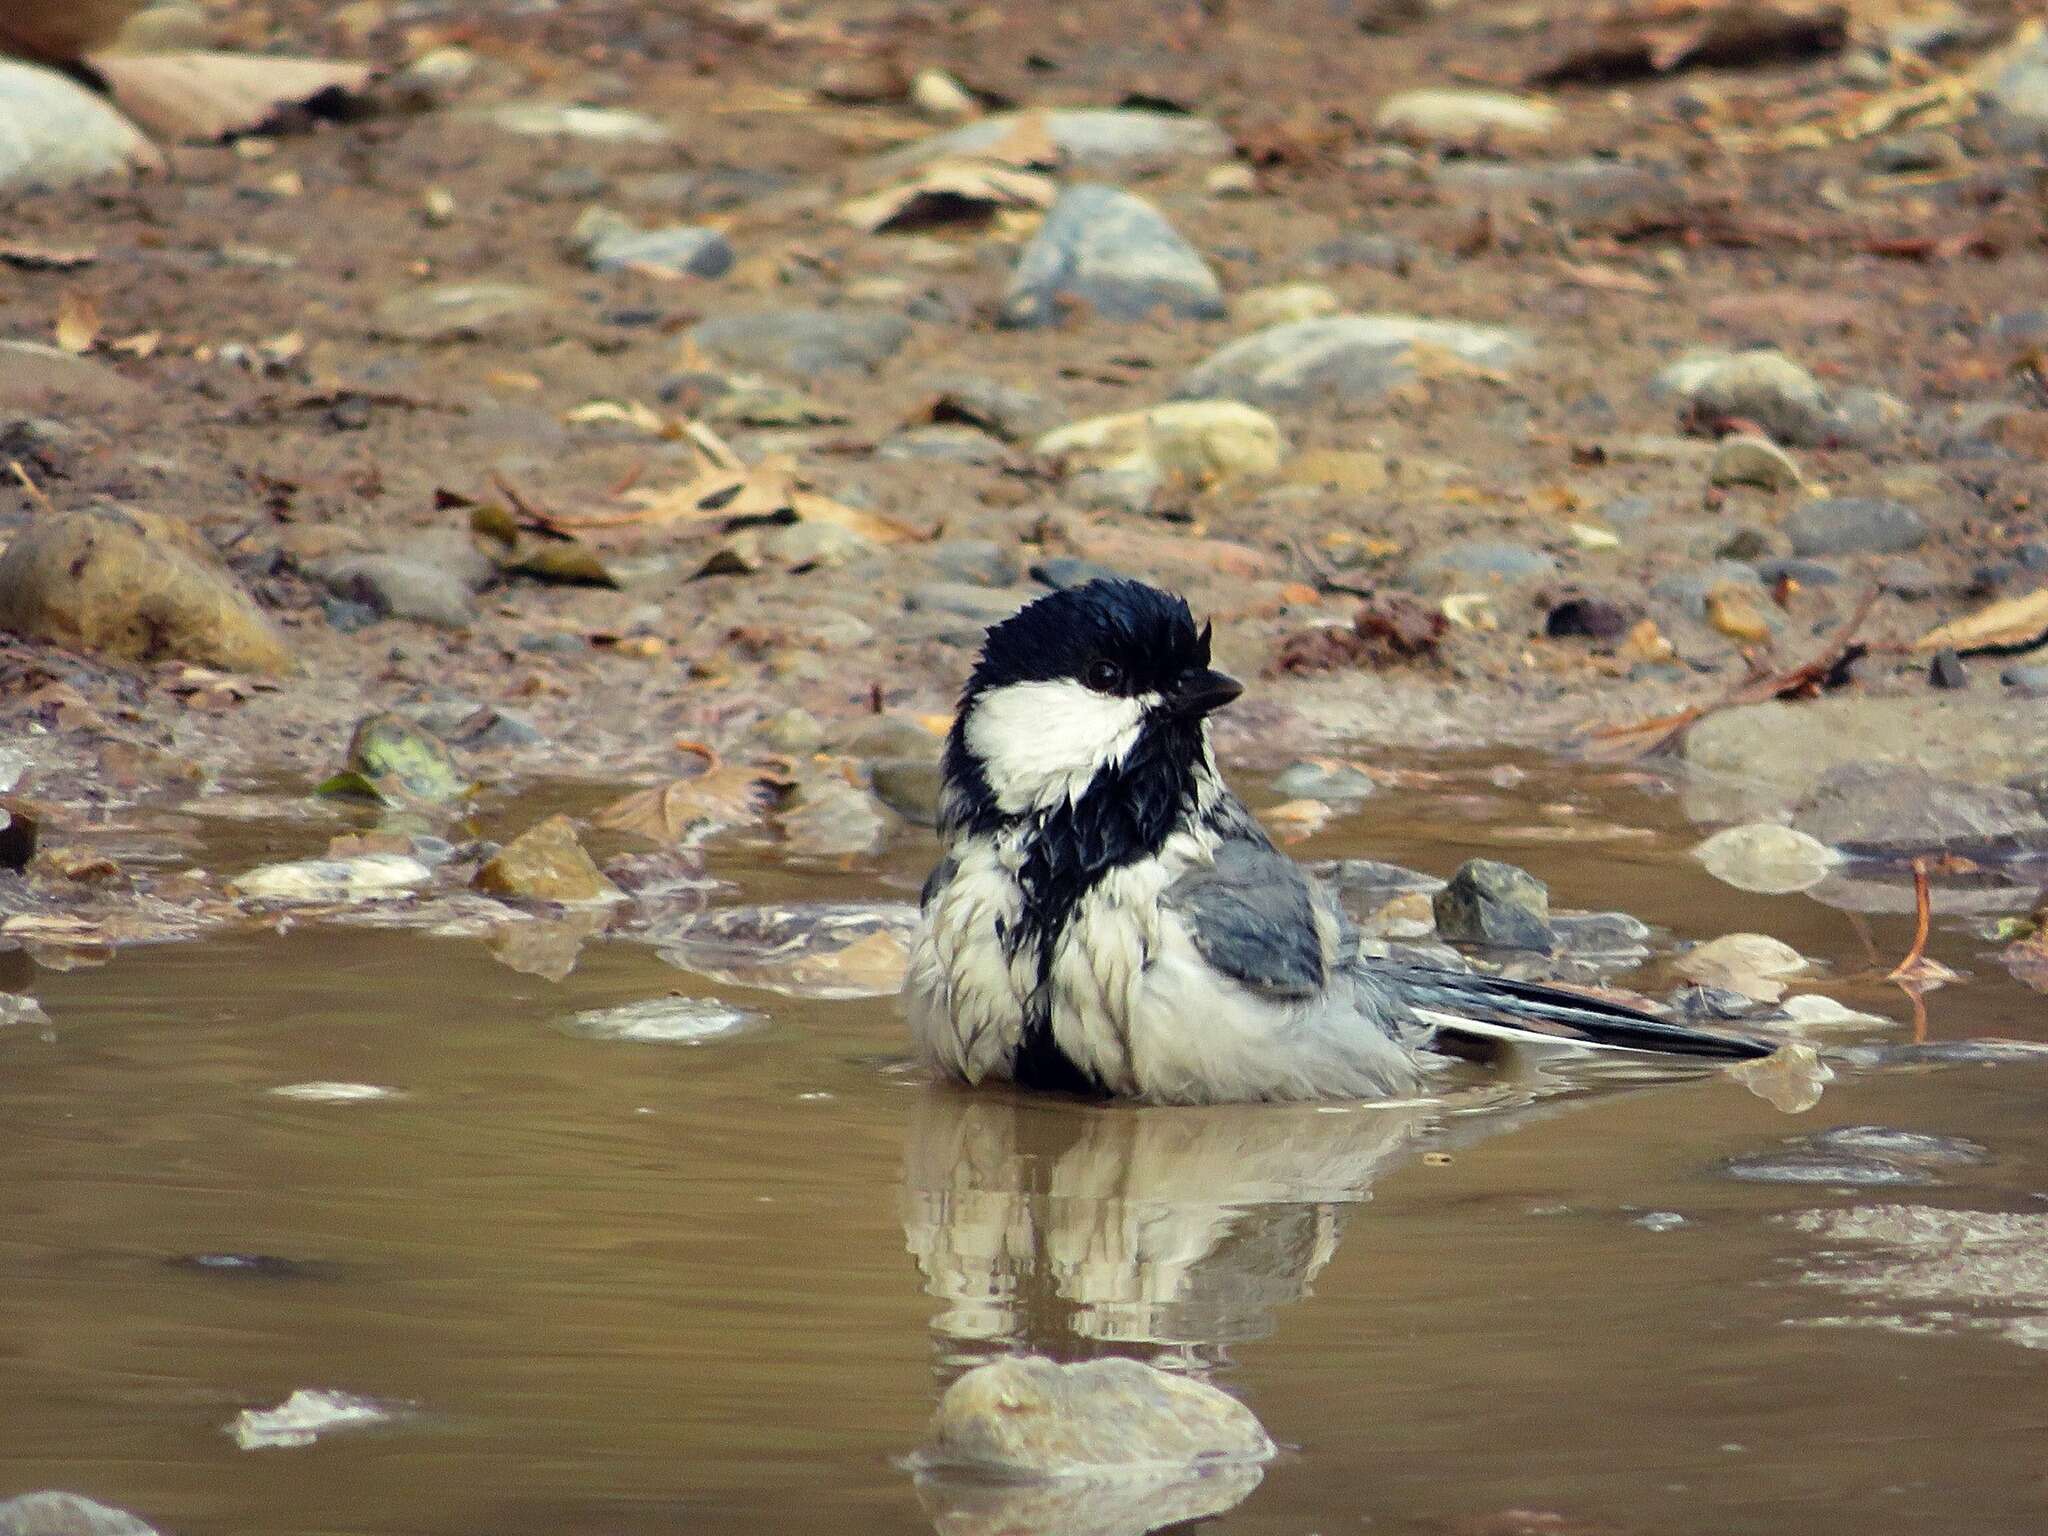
1380 964 1774 1062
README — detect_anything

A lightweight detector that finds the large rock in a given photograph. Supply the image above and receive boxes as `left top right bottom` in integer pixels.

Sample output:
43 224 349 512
870 109 1230 179
919 1356 1273 1478
1175 314 1530 411
1784 497 1928 557
1682 695 2048 819
1791 762 2048 858
0 508 291 673
1375 88 1559 150
0 61 161 192
1000 184 1224 328
689 308 910 374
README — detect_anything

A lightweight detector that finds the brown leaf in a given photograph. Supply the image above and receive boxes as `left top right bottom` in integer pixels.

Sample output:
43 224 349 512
1913 588 2048 657
840 162 1055 233
54 291 100 356
0 242 96 271
89 50 378 143
593 767 791 845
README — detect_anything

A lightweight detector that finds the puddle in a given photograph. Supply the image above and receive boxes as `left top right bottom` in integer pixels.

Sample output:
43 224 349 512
2 757 2046 1534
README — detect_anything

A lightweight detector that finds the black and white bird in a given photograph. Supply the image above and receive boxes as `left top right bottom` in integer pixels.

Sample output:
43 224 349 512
906 578 1771 1104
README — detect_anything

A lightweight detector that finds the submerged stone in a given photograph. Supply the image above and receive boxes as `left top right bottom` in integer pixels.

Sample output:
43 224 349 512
918 1355 1274 1478
1691 823 1838 894
561 996 761 1043
474 815 621 905
0 1493 159 1536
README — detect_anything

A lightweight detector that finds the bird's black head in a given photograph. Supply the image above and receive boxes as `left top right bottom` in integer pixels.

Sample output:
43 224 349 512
942 579 1242 829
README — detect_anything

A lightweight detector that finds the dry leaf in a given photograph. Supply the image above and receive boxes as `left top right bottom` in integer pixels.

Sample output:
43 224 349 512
563 398 670 435
1706 584 1772 643
0 242 96 271
1912 588 2048 657
782 928 909 996
840 162 1055 233
89 50 377 143
593 767 791 844
108 330 161 358
54 291 100 355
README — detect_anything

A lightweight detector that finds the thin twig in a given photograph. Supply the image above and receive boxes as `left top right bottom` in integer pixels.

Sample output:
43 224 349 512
1888 856 1933 980
8 460 53 513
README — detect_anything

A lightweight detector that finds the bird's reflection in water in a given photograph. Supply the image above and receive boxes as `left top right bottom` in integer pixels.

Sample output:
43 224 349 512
896 1060 1779 1536
901 1087 1450 1377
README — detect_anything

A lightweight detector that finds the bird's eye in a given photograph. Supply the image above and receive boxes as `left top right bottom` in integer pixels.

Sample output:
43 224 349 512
1083 658 1124 693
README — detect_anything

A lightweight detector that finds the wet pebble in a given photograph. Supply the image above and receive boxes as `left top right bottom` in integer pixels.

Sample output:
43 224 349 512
1001 184 1225 328
1272 760 1378 801
229 855 432 904
1691 823 1838 894
0 1492 159 1536
917 1355 1273 1478
1719 1150 1935 1187
474 815 621 904
1808 1125 1990 1167
561 996 761 1044
1673 933 1807 1002
1433 859 1554 952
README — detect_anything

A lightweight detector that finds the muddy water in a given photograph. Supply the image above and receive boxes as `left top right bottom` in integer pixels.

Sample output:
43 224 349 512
4 759 2046 1536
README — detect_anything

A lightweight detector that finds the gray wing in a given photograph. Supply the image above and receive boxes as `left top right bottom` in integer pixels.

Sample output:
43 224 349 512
1164 831 1331 1001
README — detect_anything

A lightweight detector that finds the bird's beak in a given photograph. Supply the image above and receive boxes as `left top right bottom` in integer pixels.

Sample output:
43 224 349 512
1168 667 1243 718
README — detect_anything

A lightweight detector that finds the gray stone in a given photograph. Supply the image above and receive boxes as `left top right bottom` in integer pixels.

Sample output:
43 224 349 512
1433 858 1553 951
906 582 1030 624
689 308 911 374
1435 158 1687 234
1000 184 1224 328
1791 761 2048 858
1550 910 1652 960
871 110 1230 180
2003 664 2048 693
1411 540 1557 584
923 538 1021 587
870 758 943 825
1710 434 1802 491
0 1493 159 1536
0 342 145 412
1304 233 1416 274
373 282 552 342
1176 313 1529 411
310 553 475 630
0 62 160 192
1785 497 1927 556
919 1355 1274 1478
583 223 733 278
1655 349 1832 445
1273 760 1379 800
1828 386 1909 448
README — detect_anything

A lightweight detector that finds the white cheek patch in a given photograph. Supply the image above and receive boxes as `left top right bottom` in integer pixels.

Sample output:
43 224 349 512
965 679 1156 813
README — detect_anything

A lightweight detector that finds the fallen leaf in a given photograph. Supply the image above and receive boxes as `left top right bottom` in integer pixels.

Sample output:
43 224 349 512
54 291 100 355
840 162 1055 233
1912 588 2048 657
0 242 96 271
594 767 792 845
563 398 671 435
89 50 379 143
1706 584 1773 643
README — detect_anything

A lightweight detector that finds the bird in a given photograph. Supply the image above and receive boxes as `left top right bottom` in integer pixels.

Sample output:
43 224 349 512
905 577 1773 1105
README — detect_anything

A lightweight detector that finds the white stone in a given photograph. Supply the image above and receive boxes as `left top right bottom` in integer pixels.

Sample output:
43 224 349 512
1692 823 1839 894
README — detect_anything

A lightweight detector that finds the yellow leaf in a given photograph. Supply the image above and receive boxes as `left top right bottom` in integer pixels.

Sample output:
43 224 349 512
1913 588 2048 655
